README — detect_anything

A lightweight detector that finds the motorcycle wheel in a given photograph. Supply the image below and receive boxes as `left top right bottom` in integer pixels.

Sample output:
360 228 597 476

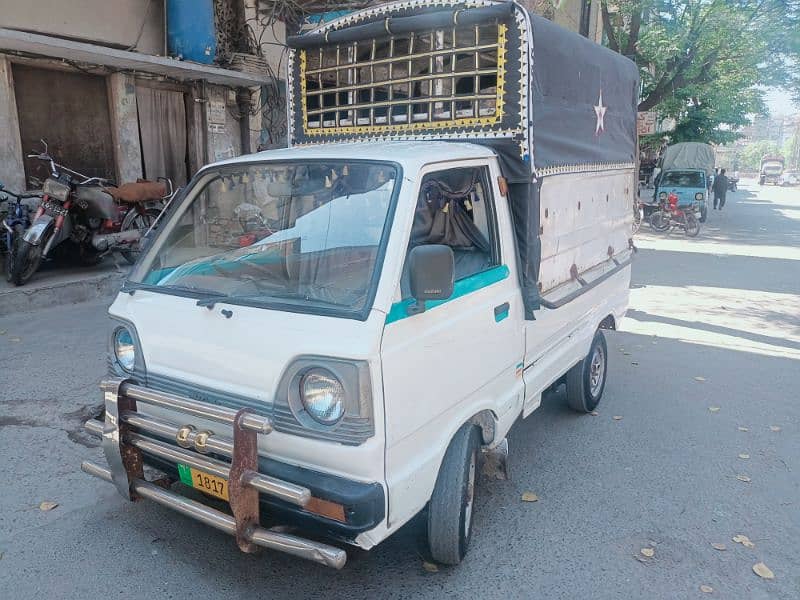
632 205 643 235
684 212 700 238
649 210 670 232
120 207 161 265
5 224 22 282
699 205 707 223
10 235 43 286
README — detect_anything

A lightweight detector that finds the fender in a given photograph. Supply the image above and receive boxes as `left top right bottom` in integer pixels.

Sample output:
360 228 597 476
23 214 54 245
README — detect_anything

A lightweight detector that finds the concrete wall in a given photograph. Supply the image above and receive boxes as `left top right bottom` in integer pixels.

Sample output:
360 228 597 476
0 0 165 55
0 57 25 191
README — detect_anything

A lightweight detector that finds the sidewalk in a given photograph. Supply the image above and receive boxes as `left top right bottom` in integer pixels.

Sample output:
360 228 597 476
0 259 127 316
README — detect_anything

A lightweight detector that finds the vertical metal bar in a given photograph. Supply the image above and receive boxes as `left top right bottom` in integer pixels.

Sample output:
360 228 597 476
428 34 434 122
387 36 394 124
450 26 457 119
370 38 376 127
474 24 480 118
228 409 259 553
335 45 341 128
407 33 414 123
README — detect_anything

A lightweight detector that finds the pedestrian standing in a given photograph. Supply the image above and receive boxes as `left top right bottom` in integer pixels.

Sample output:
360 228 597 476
713 168 729 210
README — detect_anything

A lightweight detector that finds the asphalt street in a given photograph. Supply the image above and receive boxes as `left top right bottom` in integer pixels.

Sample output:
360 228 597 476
1 179 798 599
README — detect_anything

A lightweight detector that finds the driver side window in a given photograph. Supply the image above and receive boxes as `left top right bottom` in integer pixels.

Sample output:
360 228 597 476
401 165 500 299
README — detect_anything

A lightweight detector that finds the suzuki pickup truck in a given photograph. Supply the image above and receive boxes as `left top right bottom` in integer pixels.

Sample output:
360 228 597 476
80 0 639 568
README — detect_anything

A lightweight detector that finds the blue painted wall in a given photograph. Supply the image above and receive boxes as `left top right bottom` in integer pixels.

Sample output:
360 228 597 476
167 0 216 64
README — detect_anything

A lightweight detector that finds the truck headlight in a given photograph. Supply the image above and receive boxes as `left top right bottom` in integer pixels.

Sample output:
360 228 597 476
113 326 136 372
300 368 345 424
695 192 704 201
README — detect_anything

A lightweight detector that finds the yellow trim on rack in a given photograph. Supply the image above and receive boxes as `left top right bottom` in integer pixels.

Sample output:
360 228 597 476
299 23 508 137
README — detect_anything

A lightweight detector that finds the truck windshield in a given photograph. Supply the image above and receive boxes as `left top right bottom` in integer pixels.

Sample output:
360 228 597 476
660 171 704 187
763 162 783 173
131 161 398 317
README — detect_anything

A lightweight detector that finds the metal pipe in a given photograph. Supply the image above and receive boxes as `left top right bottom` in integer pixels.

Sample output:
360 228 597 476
123 412 234 456
81 461 113 483
249 527 347 570
84 419 104 437
127 432 311 507
303 68 497 97
80 461 345 568
306 93 496 116
119 382 272 434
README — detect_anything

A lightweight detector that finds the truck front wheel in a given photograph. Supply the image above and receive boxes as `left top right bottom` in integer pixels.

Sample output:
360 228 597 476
565 330 608 412
427 424 480 565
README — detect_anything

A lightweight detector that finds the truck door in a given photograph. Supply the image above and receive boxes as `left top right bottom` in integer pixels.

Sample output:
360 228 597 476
380 159 525 528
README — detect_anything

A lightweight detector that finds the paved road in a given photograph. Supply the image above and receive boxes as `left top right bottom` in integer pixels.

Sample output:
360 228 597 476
1 179 798 599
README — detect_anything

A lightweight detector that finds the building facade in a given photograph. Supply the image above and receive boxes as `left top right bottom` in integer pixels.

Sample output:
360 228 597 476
0 0 284 193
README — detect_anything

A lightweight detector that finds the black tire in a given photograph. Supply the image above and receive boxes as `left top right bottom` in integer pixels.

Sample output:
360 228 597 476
5 224 24 282
565 330 608 413
10 236 43 286
699 205 707 223
427 424 480 565
649 210 670 232
120 207 161 265
684 212 700 237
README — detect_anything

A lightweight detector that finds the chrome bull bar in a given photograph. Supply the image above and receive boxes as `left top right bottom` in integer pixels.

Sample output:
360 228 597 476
81 378 347 569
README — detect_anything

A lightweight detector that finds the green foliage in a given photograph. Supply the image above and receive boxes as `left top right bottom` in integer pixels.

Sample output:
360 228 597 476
601 0 800 143
738 141 784 171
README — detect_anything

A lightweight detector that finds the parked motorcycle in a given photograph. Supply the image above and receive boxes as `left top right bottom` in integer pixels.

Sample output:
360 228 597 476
1 183 40 281
649 192 700 237
9 141 170 286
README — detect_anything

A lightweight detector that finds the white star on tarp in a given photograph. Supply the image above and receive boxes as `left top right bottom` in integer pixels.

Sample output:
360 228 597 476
594 90 607 135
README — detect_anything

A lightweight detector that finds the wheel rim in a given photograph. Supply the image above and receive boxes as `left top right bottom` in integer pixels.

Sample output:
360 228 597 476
589 345 605 397
463 450 476 539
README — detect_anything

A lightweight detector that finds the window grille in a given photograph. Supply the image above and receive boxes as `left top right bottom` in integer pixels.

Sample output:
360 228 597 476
299 23 507 135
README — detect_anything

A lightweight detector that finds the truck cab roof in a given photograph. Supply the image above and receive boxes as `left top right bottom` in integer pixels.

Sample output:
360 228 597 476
208 141 497 176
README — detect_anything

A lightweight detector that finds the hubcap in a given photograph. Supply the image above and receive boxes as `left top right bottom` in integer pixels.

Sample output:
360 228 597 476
463 451 476 538
589 345 605 397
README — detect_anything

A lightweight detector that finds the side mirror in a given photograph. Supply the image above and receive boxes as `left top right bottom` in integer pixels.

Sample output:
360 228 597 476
407 244 454 315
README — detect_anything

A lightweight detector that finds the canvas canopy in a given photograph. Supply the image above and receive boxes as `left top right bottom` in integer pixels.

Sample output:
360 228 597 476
660 143 716 178
286 1 639 316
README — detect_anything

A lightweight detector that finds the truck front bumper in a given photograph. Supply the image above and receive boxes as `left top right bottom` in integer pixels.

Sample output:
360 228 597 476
81 378 383 569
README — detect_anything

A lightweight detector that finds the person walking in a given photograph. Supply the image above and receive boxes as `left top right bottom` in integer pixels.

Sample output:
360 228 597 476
713 168 729 210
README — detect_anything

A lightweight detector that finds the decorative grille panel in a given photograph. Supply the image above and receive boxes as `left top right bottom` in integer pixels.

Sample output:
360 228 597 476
300 23 507 135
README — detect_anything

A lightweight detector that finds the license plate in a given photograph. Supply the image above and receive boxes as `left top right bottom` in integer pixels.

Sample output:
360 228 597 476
177 464 229 501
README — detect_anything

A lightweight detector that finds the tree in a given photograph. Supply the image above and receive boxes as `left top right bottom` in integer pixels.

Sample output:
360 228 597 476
739 140 784 171
601 0 800 142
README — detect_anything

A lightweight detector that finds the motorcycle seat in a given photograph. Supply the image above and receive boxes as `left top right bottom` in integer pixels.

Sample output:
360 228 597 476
104 180 167 203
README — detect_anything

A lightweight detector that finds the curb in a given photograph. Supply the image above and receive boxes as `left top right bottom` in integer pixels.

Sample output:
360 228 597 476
0 270 125 316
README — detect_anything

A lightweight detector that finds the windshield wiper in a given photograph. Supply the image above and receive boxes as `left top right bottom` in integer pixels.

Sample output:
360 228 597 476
196 291 346 309
122 281 226 301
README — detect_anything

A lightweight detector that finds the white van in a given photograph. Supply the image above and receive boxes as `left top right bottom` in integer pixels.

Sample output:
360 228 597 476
81 1 639 568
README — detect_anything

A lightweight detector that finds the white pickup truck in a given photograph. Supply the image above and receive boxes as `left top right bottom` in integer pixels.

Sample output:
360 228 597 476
81 0 639 568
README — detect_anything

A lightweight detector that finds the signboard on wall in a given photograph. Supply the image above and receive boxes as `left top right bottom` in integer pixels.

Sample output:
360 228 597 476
637 111 657 136
207 99 226 124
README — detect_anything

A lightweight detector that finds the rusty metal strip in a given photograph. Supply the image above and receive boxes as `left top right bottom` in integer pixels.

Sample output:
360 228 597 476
228 409 260 553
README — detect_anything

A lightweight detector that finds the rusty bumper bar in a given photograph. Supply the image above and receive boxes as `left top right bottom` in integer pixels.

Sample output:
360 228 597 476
82 378 347 569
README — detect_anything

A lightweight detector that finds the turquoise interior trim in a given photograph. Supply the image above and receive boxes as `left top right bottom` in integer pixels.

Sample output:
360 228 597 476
385 264 509 324
494 309 509 323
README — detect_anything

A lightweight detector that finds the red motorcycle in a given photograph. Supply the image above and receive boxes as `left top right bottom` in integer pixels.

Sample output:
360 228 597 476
9 141 172 285
649 191 700 237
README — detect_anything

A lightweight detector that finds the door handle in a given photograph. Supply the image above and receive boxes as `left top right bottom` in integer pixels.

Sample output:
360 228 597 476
494 302 510 322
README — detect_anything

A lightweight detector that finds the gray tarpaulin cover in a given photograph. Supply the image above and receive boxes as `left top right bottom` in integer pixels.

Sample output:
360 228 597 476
660 143 716 177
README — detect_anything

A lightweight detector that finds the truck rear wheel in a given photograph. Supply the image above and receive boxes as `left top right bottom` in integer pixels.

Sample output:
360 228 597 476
427 424 480 565
565 330 607 413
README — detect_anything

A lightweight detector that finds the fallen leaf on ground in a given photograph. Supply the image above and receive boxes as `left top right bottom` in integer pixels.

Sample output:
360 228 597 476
736 474 752 483
422 561 439 573
613 415 623 421
769 425 781 432
521 491 539 502
694 376 706 382
738 454 750 460
708 406 720 413
738 427 749 432
39 501 58 511
640 548 654 558
590 411 599 416
732 534 755 548
700 585 714 593
752 562 774 579
711 543 726 551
